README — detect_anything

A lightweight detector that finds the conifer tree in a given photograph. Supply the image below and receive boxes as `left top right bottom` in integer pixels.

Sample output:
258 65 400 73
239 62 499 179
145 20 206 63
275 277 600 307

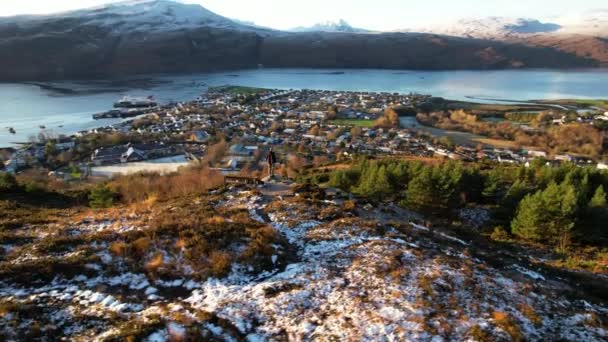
404 168 437 211
511 181 578 248
589 185 607 208
511 190 547 241
585 185 608 240
482 169 503 202
373 165 393 199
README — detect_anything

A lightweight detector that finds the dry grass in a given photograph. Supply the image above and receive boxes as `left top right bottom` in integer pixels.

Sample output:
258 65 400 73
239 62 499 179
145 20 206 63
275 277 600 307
0 301 33 319
174 239 186 250
418 274 437 298
548 248 608 274
466 325 491 341
519 304 542 327
472 138 523 150
129 193 159 212
110 242 129 257
209 251 232 278
343 200 357 212
146 253 164 273
110 166 224 204
492 311 523 341
132 237 152 257
0 253 99 285
205 216 227 225
132 197 287 280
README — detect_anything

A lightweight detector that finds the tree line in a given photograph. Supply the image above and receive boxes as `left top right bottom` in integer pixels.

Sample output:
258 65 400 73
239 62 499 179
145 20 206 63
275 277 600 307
325 158 608 248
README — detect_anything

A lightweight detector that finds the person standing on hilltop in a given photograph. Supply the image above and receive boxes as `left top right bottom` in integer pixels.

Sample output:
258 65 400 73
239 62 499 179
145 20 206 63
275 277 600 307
266 148 277 177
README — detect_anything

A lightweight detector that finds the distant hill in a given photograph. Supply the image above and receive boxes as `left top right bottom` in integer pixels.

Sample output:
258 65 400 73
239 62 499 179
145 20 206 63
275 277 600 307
290 19 370 33
408 17 563 39
404 14 608 65
0 0 603 81
407 12 608 38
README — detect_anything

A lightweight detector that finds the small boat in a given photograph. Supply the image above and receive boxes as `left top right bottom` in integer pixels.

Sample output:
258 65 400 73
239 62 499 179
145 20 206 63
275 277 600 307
8 127 16 134
114 95 158 109
39 125 46 129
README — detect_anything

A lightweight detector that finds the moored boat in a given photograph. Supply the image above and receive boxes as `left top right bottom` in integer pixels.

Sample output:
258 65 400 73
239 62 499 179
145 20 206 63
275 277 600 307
113 96 158 108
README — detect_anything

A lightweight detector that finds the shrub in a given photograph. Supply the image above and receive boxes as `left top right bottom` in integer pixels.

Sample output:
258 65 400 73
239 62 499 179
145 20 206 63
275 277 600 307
374 108 400 128
132 237 152 257
519 304 542 326
0 173 18 192
466 325 491 341
23 182 43 194
492 311 523 341
110 242 129 257
343 200 357 212
89 184 118 208
146 253 164 272
490 226 511 242
209 251 232 278
205 216 226 225
110 166 223 204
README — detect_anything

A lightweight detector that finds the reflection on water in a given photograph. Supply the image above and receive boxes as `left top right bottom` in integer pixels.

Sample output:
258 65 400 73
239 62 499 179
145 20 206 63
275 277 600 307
1 68 608 147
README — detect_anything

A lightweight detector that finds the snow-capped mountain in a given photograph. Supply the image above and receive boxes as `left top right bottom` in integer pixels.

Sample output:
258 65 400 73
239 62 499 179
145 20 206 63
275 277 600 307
397 13 608 66
1 0 260 33
290 19 369 33
407 17 562 39
0 0 269 81
404 12 608 39
0 0 604 81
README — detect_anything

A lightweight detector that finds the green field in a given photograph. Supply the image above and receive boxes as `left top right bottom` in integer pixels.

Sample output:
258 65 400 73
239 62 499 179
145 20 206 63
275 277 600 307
209 85 270 95
573 99 608 109
535 99 608 110
328 119 375 127
444 100 550 113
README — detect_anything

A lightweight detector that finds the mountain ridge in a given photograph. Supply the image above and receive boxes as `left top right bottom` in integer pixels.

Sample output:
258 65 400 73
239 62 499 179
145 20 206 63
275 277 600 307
0 0 605 81
406 15 608 66
290 19 370 33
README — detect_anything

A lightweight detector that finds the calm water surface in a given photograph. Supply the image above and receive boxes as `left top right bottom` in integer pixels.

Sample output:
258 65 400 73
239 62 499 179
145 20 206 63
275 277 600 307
1 68 607 147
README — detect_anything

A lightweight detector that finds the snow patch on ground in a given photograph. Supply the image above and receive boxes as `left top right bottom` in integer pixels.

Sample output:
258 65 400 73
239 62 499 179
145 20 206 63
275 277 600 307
513 264 546 281
1 188 606 340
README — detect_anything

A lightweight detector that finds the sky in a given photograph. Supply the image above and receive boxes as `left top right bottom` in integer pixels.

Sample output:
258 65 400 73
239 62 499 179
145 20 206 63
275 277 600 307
0 0 605 31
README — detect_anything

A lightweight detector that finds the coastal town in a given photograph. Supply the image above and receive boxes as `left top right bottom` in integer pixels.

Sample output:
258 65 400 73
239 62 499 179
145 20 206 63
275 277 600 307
2 86 608 177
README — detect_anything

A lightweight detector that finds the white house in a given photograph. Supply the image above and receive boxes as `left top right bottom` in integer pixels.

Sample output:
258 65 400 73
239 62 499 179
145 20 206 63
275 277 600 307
597 112 608 121
527 150 548 158
554 154 573 162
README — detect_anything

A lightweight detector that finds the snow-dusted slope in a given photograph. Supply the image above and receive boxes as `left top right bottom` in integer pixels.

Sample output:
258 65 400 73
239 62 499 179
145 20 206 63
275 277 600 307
1 185 606 340
291 19 370 33
398 13 608 66
407 17 562 39
0 0 603 81
404 12 608 39
1 0 260 33
0 0 267 80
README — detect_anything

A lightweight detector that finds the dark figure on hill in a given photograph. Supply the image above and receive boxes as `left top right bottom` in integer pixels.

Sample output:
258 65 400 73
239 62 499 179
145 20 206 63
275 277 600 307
266 148 277 177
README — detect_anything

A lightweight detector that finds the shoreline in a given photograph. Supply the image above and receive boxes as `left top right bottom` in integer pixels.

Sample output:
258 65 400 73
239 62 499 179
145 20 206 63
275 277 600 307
1 79 606 148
